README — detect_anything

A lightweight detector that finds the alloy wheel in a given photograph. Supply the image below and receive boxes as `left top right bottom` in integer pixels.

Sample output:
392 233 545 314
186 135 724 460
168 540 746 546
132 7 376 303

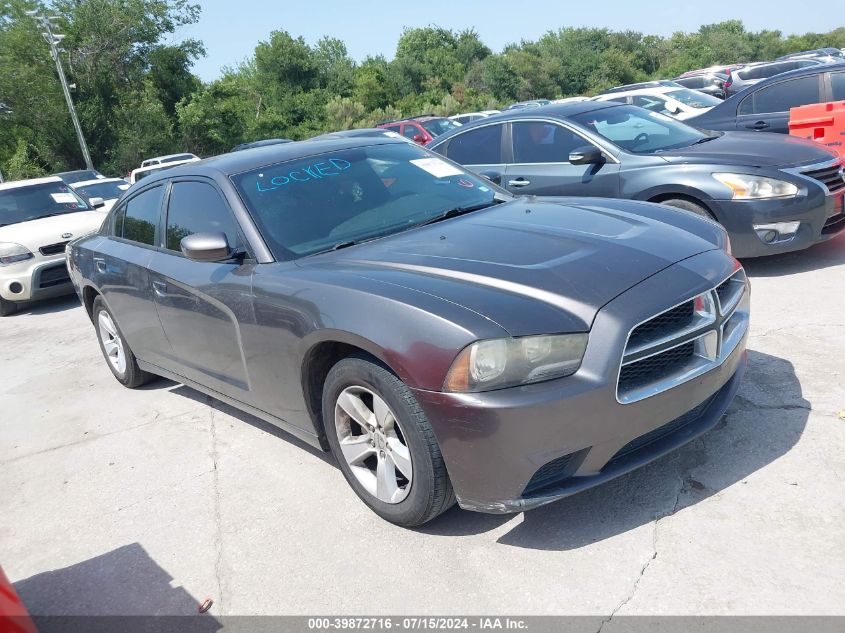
97 310 126 375
334 385 413 504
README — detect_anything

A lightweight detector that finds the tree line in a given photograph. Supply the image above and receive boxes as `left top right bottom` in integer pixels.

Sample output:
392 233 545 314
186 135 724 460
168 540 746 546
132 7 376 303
2 0 844 179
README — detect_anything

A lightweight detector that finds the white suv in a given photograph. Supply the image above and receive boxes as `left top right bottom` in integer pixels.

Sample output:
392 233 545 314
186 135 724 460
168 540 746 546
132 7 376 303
0 176 107 316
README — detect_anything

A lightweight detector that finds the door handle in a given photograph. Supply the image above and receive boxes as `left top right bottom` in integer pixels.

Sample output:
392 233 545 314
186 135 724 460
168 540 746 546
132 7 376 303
94 258 106 273
152 280 167 296
508 178 531 187
747 121 769 130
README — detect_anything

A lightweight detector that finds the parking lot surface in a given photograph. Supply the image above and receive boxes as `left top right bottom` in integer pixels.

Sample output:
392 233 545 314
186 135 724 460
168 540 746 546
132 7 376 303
1 234 844 617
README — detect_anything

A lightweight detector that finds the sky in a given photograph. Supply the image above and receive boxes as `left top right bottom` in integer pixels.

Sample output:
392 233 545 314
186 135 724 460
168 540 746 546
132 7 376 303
178 0 828 81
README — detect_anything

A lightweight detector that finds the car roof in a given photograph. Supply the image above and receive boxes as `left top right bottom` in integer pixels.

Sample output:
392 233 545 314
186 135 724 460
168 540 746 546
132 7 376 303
736 60 845 88
595 86 682 98
146 152 197 161
429 101 622 145
70 177 127 188
126 136 409 185
0 175 63 191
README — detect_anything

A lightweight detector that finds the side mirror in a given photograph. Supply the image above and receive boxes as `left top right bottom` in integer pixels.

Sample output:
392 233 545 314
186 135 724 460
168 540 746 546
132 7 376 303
89 197 105 209
568 146 604 165
478 170 503 184
412 134 427 144
181 232 231 262
666 102 682 115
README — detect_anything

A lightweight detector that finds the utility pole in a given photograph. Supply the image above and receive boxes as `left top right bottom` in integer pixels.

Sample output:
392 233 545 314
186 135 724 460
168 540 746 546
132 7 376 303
0 102 10 183
26 11 94 170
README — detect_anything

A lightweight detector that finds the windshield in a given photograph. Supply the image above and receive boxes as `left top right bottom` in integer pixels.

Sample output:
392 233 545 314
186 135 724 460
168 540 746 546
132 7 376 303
0 181 90 226
665 89 721 108
73 180 129 200
231 143 504 259
571 105 708 153
421 119 459 137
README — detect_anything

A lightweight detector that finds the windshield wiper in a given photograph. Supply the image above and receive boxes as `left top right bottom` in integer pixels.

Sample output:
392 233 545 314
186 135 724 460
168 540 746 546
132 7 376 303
691 135 718 146
419 199 504 227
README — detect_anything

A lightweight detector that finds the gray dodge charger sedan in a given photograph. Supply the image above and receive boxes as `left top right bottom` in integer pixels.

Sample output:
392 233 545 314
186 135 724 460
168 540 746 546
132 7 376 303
67 137 749 526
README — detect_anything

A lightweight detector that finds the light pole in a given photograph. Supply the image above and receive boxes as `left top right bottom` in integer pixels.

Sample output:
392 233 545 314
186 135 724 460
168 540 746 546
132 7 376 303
0 102 10 183
26 11 94 170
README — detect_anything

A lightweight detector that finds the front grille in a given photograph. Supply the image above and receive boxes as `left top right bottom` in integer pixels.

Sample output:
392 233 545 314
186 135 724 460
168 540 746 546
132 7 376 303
39 241 69 256
617 269 748 404
608 396 715 465
628 301 694 349
619 342 695 392
822 211 845 235
802 164 845 193
38 263 70 288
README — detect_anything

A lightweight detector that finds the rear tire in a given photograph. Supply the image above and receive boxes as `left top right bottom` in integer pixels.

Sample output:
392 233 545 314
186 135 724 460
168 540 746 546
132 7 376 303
92 295 153 388
0 297 18 317
658 197 717 221
323 355 456 527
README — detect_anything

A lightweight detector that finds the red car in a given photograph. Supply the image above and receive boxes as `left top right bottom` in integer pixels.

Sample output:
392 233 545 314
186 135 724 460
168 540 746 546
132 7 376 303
0 566 37 633
377 115 460 145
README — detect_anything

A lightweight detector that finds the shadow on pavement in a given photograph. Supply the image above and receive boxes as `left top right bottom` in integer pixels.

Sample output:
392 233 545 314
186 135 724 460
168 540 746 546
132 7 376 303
421 350 809 548
742 230 845 277
166 383 334 466
13 543 221 632
6 294 81 317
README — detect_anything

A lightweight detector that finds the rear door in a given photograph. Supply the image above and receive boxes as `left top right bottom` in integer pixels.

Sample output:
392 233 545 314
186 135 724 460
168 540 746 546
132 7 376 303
433 121 508 184
147 178 256 397
93 184 172 367
735 74 824 134
502 120 620 197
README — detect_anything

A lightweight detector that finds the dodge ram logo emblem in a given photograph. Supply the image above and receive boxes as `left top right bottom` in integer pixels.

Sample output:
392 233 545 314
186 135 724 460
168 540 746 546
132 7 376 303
62 232 73 239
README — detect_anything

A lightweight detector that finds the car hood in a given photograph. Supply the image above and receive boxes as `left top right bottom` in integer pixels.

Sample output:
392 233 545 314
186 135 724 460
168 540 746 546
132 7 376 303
297 197 724 336
0 211 105 254
656 130 836 168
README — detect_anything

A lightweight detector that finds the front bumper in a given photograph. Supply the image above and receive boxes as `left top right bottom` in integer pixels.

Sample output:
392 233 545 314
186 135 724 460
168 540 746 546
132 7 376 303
413 249 749 513
711 182 845 258
0 256 73 303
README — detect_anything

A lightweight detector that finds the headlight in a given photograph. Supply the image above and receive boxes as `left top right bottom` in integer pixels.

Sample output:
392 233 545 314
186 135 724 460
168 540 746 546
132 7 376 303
444 333 588 392
0 242 34 266
712 173 799 199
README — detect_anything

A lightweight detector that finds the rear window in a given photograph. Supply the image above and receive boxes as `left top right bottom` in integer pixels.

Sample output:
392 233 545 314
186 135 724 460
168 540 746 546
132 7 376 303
420 119 459 137
0 181 90 227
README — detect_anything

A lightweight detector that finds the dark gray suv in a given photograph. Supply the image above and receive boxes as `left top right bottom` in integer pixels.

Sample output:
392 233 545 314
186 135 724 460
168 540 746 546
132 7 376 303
430 102 845 257
68 137 747 526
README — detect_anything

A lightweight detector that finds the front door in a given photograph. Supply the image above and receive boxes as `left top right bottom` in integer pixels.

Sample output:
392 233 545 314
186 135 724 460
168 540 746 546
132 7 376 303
503 120 620 197
148 179 255 397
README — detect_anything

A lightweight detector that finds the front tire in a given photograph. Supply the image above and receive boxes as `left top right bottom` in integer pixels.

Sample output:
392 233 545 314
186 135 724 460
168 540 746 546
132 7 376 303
323 355 456 527
92 295 153 388
659 197 717 221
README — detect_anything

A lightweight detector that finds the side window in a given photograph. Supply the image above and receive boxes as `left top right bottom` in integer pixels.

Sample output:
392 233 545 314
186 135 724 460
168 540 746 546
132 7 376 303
831 72 845 100
443 124 503 165
512 121 593 164
384 124 401 133
111 204 126 237
165 181 242 253
122 186 164 246
738 94 753 116
751 76 821 114
401 124 420 140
